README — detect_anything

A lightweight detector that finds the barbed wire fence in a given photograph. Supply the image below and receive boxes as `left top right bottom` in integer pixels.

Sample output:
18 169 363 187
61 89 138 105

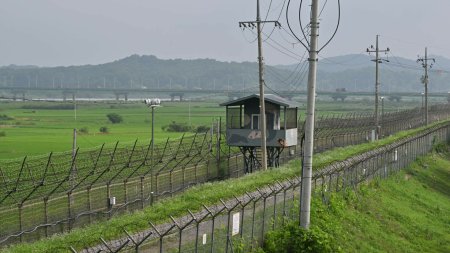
1 104 450 245
70 120 450 253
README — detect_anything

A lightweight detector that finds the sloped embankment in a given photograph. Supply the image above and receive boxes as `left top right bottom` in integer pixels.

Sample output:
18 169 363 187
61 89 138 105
264 149 450 253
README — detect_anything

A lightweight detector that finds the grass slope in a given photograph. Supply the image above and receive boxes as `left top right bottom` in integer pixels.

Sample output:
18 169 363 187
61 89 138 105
264 150 450 253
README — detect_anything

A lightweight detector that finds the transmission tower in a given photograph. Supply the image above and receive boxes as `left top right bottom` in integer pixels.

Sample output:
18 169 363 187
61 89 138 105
239 0 281 171
417 47 435 125
366 35 390 140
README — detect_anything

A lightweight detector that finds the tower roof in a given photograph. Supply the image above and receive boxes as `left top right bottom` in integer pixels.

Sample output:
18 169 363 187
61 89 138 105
220 94 299 108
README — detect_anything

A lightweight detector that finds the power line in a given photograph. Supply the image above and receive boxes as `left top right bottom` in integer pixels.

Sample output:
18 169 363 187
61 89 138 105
318 0 329 17
263 0 287 42
271 51 308 83
262 30 307 59
318 0 341 52
317 52 366 66
248 27 306 61
286 0 309 50
265 60 308 90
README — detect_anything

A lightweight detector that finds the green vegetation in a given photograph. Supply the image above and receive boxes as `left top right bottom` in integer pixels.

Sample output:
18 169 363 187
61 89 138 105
106 113 123 124
99 126 108 133
3 121 447 253
0 99 422 160
264 223 339 253
0 100 224 160
0 114 13 121
78 127 89 134
162 121 192 132
262 151 450 253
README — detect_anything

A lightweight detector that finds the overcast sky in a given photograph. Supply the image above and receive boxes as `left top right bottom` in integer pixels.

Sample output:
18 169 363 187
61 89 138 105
1 0 449 67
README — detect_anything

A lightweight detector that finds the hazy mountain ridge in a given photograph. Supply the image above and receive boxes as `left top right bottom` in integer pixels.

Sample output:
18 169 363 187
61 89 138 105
0 55 293 91
1 54 449 93
277 54 450 92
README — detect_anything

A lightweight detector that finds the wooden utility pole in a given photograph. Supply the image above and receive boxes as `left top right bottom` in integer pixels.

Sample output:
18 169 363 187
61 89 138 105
367 35 389 139
417 47 435 125
239 0 280 170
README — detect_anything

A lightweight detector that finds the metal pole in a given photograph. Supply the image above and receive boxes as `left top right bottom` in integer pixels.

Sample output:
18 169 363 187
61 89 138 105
300 0 319 229
424 47 429 125
71 128 77 188
421 93 424 112
367 36 389 139
152 106 155 165
151 106 155 204
375 35 380 139
381 97 384 136
256 0 268 170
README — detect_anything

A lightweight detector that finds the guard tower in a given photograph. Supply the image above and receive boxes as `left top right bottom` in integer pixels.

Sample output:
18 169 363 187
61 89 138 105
220 94 299 173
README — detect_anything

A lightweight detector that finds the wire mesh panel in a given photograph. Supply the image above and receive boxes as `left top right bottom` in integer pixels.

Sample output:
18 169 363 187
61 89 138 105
71 123 450 253
2 106 450 245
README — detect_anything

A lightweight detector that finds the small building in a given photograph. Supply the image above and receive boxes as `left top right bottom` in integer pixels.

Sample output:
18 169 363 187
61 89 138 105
220 94 299 173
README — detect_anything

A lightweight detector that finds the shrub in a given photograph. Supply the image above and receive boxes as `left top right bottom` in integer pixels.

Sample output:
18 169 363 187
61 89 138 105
107 113 123 124
0 114 13 121
162 121 192 132
99 126 109 133
195 125 210 133
264 222 337 253
0 131 5 137
78 127 89 134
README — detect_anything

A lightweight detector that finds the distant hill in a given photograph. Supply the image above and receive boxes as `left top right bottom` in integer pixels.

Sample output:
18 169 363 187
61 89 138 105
0 55 292 91
1 54 450 93
0 64 39 70
277 54 450 92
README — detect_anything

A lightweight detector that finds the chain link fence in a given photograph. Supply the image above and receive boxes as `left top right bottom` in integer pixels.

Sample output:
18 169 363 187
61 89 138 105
72 120 450 253
1 104 450 245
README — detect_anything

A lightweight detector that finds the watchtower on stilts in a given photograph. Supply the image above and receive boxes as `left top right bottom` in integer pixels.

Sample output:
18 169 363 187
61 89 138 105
220 94 299 173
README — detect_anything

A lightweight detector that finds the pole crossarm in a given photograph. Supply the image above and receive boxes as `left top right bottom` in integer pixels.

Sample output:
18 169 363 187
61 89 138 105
239 20 281 27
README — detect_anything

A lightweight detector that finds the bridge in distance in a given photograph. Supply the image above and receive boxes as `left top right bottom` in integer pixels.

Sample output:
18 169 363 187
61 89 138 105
0 86 448 101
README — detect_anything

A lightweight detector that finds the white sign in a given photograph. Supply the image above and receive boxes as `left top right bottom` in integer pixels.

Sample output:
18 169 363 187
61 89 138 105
202 234 207 245
232 212 240 236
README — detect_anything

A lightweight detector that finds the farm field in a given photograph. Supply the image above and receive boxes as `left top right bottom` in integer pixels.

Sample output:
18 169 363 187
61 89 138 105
0 98 421 160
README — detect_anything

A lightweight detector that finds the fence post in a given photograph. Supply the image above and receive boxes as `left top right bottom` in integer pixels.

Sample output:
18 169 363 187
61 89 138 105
194 164 198 184
260 192 267 243
87 187 92 224
250 200 257 251
225 207 232 253
140 176 145 209
44 197 49 237
206 159 210 181
67 192 73 231
123 180 128 212
107 183 112 219
18 204 23 242
170 171 173 197
216 118 221 177
182 167 186 190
